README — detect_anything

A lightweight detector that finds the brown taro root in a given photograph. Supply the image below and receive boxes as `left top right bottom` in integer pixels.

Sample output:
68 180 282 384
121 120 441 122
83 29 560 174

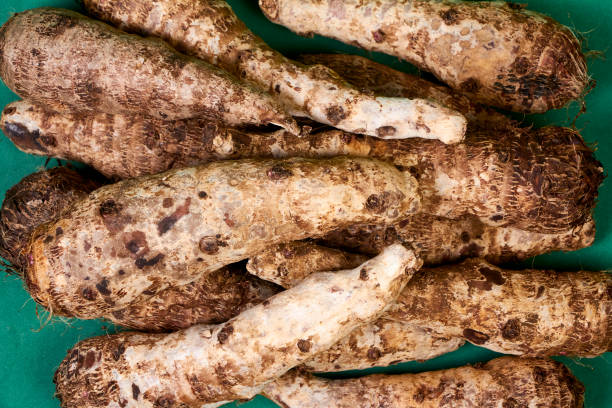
261 0 588 113
264 358 585 408
54 245 420 408
251 249 611 360
321 213 597 266
0 167 103 271
0 8 298 132
2 101 603 232
25 157 419 319
81 0 466 142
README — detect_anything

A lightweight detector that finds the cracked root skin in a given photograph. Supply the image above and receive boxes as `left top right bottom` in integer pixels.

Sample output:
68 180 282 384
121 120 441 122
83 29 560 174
54 245 420 408
82 0 466 142
264 357 585 408
322 214 597 265
261 0 587 113
2 101 602 232
246 243 612 358
25 157 419 319
0 8 297 132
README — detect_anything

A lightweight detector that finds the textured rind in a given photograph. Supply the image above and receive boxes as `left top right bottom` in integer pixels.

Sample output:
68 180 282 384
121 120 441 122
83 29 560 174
261 0 588 113
0 8 297 131
2 101 603 232
54 245 421 407
0 167 102 271
245 243 611 359
82 0 466 142
25 157 419 318
322 213 597 265
264 357 585 408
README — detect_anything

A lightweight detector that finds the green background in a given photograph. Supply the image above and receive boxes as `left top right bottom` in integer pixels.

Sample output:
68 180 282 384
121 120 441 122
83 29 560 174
0 0 610 406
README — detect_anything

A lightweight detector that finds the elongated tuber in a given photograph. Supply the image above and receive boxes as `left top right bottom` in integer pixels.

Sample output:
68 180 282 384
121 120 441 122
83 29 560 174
0 8 298 132
321 213 597 266
54 245 420 407
264 357 585 408
2 101 602 231
82 0 466 142
261 0 588 113
25 157 419 318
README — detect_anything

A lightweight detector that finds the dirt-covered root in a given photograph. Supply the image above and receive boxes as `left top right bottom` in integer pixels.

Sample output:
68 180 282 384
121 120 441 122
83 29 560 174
108 262 281 331
262 0 588 113
299 53 513 132
54 245 420 407
247 241 368 287
25 157 419 319
304 321 464 372
0 167 103 273
0 8 298 132
321 214 597 265
82 0 467 142
264 357 585 408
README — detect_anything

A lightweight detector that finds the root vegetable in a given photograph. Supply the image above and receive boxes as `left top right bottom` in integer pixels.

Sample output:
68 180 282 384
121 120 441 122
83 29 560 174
54 244 420 407
321 214 597 266
264 357 585 408
261 0 588 113
2 101 602 232
82 0 466 142
0 8 298 132
24 157 419 318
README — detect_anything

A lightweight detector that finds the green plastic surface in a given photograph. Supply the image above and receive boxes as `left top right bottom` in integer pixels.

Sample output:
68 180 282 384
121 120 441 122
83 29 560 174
0 0 610 407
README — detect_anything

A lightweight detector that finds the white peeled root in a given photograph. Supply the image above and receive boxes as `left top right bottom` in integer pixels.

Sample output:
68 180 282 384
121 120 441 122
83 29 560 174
264 357 584 407
54 245 421 407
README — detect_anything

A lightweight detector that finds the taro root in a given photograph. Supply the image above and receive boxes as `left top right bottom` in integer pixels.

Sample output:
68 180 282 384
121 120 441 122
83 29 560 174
53 245 420 408
0 8 298 132
261 0 588 113
81 0 466 142
264 357 585 408
2 101 602 232
24 157 419 318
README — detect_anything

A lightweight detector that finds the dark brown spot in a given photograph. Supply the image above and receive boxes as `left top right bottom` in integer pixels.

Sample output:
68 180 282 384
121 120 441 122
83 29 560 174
274 84 281 93
112 343 125 361
2 122 47 153
82 287 97 301
44 235 53 244
217 324 234 344
467 279 492 291
198 191 207 199
440 8 459 25
267 165 293 181
132 383 140 400
55 227 63 236
118 269 125 275
413 386 426 403
501 319 521 339
460 77 481 93
154 397 175 408
158 198 191 235
367 347 381 360
512 56 530 75
372 29 385 43
490 214 504 222
297 339 312 352
536 285 545 298
463 328 490 344
83 241 91 252
479 266 506 285
533 366 547 383
96 278 111 296
365 194 381 211
83 351 97 369
162 198 174 208
325 106 347 125
199 236 226 254
3 106 15 115
460 231 470 242
99 200 130 234
135 254 164 269
359 267 369 281
376 126 396 138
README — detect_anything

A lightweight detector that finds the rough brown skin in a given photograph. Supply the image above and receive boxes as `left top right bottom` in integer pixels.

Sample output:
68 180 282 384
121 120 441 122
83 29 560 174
2 101 603 232
0 167 103 272
81 0 467 142
264 357 585 408
322 213 597 266
25 157 419 319
54 245 420 408
246 245 612 359
261 0 588 113
0 8 298 132
300 53 514 132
